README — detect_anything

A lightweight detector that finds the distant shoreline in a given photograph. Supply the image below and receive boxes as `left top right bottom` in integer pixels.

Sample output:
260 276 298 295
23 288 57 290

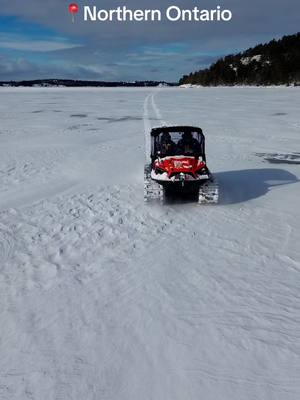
1 82 298 89
0 79 176 88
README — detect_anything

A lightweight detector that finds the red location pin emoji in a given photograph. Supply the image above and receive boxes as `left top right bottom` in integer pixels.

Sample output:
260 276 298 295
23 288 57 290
68 3 79 23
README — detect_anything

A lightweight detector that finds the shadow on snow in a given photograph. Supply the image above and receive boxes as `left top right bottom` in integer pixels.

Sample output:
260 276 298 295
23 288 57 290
216 168 299 205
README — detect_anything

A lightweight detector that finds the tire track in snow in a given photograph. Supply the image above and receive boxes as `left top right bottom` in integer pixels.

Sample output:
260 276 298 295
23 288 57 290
143 90 170 160
143 93 152 161
150 91 169 126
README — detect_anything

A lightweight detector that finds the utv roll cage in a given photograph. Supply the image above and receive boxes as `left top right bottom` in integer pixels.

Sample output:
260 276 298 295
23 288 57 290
150 126 206 162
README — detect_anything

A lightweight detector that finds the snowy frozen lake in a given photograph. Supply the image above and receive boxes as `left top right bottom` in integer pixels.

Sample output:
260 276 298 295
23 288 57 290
0 86 300 399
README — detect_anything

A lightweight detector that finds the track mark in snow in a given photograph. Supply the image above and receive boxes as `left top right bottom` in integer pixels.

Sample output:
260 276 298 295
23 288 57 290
256 152 300 165
143 93 152 160
0 224 14 265
151 92 169 126
143 90 170 160
32 109 44 114
97 116 145 123
70 114 88 118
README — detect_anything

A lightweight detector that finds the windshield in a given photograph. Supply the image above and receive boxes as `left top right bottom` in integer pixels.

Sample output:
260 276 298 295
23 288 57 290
155 131 202 157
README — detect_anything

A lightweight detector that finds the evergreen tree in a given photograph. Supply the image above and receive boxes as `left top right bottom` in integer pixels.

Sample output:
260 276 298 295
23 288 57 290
179 32 300 86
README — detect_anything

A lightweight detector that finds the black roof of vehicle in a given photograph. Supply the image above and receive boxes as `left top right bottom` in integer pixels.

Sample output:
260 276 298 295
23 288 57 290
150 126 203 137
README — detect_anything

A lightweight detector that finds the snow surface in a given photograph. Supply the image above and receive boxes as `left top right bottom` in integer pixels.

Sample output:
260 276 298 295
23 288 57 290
241 55 262 65
0 86 300 400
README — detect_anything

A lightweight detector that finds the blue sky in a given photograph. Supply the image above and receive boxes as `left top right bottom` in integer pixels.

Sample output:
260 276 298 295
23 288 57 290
0 0 299 81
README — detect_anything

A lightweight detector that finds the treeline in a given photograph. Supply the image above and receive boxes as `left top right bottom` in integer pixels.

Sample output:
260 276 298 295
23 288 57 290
0 79 175 88
179 32 300 86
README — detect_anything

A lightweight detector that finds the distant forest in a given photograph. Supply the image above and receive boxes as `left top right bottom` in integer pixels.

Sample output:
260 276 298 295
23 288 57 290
0 79 174 88
179 32 300 86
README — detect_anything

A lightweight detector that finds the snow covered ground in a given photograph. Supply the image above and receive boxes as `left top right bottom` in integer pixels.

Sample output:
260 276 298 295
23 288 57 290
0 86 300 400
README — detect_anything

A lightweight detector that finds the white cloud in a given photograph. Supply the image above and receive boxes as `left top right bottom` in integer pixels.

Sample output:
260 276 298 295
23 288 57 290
0 55 118 81
0 33 82 52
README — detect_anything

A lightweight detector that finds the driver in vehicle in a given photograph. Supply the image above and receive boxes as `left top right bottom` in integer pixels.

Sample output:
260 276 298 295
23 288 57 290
177 131 201 156
160 132 176 156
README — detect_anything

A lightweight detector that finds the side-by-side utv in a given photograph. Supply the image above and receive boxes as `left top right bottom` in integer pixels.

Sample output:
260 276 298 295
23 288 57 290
144 126 219 203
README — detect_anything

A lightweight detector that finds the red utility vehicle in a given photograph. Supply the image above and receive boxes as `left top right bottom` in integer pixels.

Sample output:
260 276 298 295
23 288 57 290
144 126 218 203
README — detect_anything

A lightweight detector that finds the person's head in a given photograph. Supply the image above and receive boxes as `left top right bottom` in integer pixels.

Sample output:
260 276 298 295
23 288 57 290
161 132 171 142
182 131 193 141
